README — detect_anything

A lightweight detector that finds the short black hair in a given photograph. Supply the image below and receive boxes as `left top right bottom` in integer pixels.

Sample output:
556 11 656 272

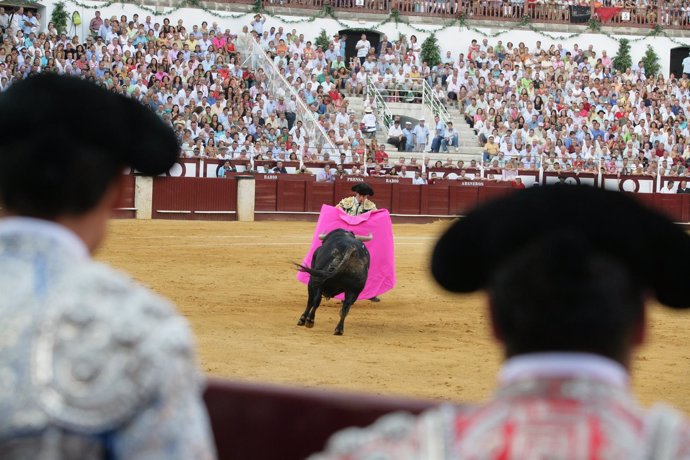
0 74 178 218
351 182 374 197
489 233 643 361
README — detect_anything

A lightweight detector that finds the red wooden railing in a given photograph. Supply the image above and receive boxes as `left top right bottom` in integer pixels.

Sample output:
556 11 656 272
254 0 690 31
117 174 690 224
112 173 137 219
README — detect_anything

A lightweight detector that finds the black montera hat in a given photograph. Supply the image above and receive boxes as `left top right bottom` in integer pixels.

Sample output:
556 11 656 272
0 74 179 217
0 74 178 175
352 182 374 197
432 185 690 309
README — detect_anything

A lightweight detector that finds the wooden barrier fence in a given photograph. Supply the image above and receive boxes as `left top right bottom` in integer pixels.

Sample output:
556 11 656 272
151 177 239 220
112 173 690 224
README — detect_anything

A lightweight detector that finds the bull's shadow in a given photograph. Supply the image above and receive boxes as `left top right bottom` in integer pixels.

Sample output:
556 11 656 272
296 229 372 335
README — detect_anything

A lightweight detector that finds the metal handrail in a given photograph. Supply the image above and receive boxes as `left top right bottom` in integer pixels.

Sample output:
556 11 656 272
420 78 451 127
240 37 338 154
365 75 394 130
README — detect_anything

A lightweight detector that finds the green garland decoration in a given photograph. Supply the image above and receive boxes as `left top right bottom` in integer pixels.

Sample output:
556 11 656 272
272 14 316 23
390 8 400 24
587 17 601 32
40 0 690 49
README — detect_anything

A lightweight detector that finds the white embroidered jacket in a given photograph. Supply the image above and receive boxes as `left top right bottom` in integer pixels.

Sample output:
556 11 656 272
310 353 690 460
0 218 216 460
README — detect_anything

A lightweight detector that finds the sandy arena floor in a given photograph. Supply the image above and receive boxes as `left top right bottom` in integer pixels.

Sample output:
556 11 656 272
99 220 690 414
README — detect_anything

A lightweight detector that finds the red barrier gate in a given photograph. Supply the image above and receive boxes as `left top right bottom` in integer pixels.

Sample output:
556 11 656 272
152 176 238 221
112 174 136 219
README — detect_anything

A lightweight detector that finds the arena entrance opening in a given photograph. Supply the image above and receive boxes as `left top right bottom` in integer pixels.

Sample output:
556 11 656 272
338 29 381 65
670 46 690 78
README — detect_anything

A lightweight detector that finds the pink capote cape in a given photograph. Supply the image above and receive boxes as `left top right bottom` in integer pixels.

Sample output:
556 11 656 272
296 205 396 300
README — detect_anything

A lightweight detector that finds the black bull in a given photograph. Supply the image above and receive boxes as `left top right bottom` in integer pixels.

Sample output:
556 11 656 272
297 229 372 335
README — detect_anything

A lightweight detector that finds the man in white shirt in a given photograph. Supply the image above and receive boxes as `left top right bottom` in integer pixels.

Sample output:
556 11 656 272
316 164 335 182
251 13 265 34
335 107 349 130
412 170 427 185
413 118 429 152
661 180 677 194
20 10 37 35
387 116 404 152
361 107 377 138
446 76 460 110
501 140 518 159
355 33 370 66
0 7 10 31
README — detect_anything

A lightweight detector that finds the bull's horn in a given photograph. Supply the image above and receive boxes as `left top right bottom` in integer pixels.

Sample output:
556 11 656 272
318 233 327 240
355 233 373 242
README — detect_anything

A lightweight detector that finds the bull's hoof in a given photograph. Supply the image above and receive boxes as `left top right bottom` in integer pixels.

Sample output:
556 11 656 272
305 320 315 329
334 329 343 336
297 319 306 326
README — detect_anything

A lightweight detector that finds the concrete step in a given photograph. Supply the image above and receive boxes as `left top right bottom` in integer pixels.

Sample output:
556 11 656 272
382 145 481 159
386 149 480 158
386 152 482 164
377 135 481 148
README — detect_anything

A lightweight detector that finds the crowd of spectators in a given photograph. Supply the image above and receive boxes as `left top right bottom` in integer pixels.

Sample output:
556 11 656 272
347 0 675 28
379 33 690 179
460 0 661 24
2 4 690 184
454 37 690 178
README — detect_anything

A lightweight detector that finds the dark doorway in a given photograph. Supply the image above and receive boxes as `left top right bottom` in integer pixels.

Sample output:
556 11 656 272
670 46 690 78
338 29 381 66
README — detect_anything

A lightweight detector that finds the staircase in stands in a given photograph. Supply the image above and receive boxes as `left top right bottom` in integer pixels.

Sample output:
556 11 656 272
345 96 483 165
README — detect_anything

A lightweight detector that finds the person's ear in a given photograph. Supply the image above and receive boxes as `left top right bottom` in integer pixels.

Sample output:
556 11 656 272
632 294 648 347
105 171 129 213
487 293 504 343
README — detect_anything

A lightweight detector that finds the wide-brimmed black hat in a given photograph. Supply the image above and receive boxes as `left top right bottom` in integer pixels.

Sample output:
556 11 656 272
432 185 690 309
0 74 179 217
352 182 374 197
0 74 178 175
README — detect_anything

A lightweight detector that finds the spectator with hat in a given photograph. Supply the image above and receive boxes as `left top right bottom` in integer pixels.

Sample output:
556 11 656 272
361 106 377 138
413 118 429 152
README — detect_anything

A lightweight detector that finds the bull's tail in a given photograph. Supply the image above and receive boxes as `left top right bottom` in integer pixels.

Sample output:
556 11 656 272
296 246 357 286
